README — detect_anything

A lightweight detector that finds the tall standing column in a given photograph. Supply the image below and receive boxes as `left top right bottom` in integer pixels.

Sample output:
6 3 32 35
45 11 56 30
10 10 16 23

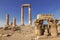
13 17 16 27
28 6 32 25
21 7 24 25
6 14 9 27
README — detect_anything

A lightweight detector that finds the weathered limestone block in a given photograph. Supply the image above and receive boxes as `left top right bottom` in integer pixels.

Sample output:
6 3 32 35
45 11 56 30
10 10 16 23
57 24 60 33
49 19 58 36
2 34 11 37
35 27 41 36
2 34 8 37
34 19 43 36
50 25 57 36
34 19 39 26
34 19 40 36
50 26 57 36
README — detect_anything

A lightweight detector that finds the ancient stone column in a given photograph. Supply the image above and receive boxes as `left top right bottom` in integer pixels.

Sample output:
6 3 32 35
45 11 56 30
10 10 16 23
28 6 32 25
13 17 16 27
6 14 9 27
21 7 24 25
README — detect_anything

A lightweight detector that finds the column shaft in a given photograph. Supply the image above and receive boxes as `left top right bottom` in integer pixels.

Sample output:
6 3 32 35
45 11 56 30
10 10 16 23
6 14 9 26
13 18 16 26
28 7 32 25
21 7 24 25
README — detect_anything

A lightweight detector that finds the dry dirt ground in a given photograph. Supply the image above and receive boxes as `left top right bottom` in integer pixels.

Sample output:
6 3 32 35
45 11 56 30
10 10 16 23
0 26 60 40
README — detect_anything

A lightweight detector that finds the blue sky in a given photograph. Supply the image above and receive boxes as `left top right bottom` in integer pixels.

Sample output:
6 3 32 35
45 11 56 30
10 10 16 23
0 0 60 26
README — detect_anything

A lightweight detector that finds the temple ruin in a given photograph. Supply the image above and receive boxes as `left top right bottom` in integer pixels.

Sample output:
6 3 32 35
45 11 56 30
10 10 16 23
21 4 32 25
34 14 58 36
4 4 60 37
5 14 17 28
